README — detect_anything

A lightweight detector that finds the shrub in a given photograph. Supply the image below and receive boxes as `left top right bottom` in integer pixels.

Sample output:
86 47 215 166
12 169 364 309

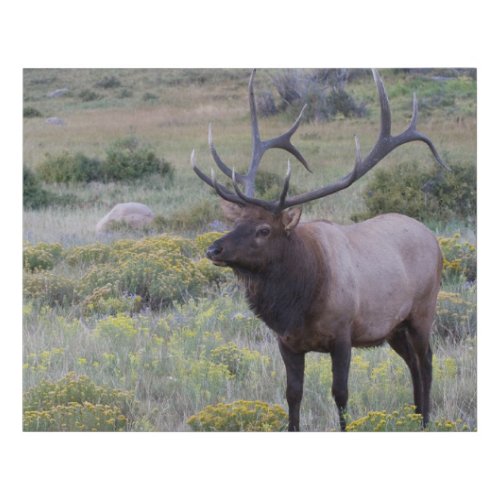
254 170 298 200
25 233 232 314
24 106 42 118
35 138 173 185
142 92 158 102
117 88 133 98
271 69 366 122
94 314 138 341
37 151 102 184
209 342 265 379
101 137 173 183
79 89 101 102
438 233 476 282
427 163 476 221
23 372 135 431
81 285 142 316
356 162 476 223
80 254 203 310
346 404 471 432
95 75 121 88
78 235 205 309
23 167 52 209
168 200 220 230
24 242 63 272
24 271 78 307
64 242 112 267
187 400 288 431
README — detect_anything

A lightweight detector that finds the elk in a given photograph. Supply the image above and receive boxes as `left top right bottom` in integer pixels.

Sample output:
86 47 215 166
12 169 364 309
191 69 446 431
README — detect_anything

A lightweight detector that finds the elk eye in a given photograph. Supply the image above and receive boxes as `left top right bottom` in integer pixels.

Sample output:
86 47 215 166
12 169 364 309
256 226 271 237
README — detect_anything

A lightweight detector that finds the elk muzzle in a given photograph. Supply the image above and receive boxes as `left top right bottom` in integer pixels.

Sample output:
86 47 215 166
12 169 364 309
206 241 227 266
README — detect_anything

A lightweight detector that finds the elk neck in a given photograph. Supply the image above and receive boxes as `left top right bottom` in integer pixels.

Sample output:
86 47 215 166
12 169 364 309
235 228 324 335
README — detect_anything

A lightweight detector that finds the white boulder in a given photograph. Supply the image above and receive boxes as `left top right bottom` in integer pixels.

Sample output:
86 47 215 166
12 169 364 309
96 202 154 233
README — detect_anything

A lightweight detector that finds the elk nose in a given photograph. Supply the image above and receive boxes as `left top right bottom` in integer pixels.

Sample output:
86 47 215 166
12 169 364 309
206 243 223 260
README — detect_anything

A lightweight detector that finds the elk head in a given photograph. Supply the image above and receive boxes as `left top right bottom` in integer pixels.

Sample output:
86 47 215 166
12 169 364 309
205 201 302 272
192 69 446 270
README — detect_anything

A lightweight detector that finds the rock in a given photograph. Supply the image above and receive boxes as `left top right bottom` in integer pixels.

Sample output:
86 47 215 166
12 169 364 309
46 117 65 126
47 88 69 98
96 202 154 233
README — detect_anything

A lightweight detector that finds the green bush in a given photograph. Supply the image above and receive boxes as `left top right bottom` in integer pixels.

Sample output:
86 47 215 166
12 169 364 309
23 372 135 431
24 167 80 209
209 342 265 379
81 285 142 316
24 242 63 272
64 242 112 267
35 138 173 185
101 137 173 183
271 69 365 122
168 200 220 230
187 400 288 431
355 162 476 223
24 271 78 307
430 163 476 221
346 404 471 432
142 92 158 102
95 75 121 88
78 235 205 310
24 106 42 118
23 167 52 209
254 170 298 200
79 89 101 102
24 233 231 314
37 152 102 183
438 233 476 282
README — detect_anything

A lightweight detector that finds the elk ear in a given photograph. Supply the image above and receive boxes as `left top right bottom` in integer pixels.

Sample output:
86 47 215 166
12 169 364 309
281 207 302 233
220 200 245 221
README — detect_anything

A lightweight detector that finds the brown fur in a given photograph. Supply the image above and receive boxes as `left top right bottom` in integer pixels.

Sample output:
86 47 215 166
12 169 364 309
206 203 442 430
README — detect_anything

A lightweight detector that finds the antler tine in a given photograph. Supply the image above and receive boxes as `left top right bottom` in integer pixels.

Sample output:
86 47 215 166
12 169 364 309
401 93 449 170
193 69 446 214
208 124 245 183
373 69 392 138
191 150 245 206
264 104 312 173
228 168 277 211
278 161 292 210
277 69 448 209
245 69 311 197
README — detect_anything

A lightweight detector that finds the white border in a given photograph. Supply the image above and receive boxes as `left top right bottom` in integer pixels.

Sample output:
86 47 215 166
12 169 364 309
4 1 498 498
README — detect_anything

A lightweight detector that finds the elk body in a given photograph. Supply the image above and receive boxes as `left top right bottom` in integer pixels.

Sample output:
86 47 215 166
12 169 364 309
192 70 446 431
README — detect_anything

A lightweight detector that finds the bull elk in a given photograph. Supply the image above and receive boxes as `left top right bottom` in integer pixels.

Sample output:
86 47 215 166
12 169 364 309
191 69 446 431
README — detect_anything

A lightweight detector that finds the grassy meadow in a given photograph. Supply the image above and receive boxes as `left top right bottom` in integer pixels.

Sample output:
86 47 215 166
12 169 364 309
23 68 477 431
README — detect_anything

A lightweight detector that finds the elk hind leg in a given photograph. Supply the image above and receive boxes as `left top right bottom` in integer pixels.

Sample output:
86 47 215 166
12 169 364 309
407 317 434 427
330 340 351 432
388 325 424 417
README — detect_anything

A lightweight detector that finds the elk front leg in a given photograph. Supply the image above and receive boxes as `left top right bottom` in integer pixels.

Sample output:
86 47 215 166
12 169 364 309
331 339 352 432
278 340 305 432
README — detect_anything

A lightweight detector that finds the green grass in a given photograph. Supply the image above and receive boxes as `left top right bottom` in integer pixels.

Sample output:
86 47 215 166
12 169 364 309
23 288 476 431
23 68 476 431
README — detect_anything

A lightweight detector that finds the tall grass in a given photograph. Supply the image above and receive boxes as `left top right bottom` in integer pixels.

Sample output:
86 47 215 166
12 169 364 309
23 286 476 431
23 69 476 431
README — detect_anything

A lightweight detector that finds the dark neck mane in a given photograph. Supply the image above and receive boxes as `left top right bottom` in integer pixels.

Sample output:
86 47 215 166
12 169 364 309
234 232 322 335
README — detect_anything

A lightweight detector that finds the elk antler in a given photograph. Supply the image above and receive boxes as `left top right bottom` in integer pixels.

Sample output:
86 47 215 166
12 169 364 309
192 69 309 200
192 69 447 213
